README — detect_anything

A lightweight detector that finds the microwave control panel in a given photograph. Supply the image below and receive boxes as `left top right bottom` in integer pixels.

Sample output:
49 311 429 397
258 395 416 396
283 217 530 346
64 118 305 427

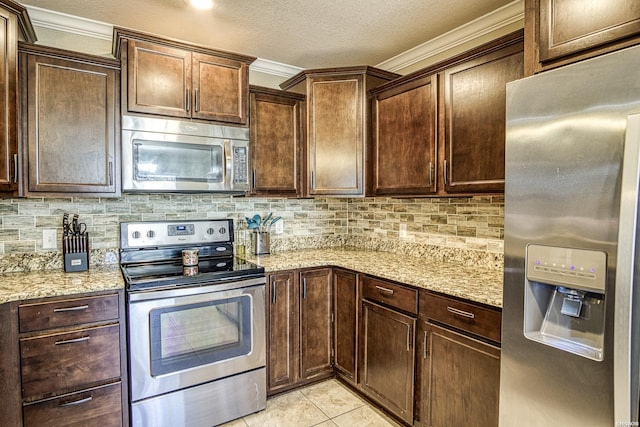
233 146 248 184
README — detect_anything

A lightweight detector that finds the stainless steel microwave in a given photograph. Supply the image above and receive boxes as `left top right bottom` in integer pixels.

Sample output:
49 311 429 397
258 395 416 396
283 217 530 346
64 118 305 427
122 115 250 193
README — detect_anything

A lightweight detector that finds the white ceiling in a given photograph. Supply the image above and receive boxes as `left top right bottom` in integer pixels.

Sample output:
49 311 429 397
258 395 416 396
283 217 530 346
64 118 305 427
22 0 520 73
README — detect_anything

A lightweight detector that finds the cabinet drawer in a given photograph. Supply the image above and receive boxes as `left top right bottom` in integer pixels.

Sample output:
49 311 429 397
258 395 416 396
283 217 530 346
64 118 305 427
362 276 418 314
19 294 120 333
421 292 501 343
20 324 121 400
23 382 123 427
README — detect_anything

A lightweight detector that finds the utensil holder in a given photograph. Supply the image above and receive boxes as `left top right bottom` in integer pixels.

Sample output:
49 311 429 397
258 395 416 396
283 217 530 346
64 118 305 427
251 231 270 255
63 233 89 272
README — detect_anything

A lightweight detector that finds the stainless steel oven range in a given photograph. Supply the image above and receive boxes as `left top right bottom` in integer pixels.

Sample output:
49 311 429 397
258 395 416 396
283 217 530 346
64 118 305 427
119 219 266 427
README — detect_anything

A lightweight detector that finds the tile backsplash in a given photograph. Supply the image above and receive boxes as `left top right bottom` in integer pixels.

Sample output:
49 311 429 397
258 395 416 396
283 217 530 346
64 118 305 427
0 194 504 272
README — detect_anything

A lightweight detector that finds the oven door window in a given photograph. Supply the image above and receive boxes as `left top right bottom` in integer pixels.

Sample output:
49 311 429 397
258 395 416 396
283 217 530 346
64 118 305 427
133 139 223 183
149 295 251 376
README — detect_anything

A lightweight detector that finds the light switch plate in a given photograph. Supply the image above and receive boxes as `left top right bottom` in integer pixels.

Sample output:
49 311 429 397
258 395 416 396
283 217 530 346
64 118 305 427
43 229 57 249
275 220 284 234
399 223 407 238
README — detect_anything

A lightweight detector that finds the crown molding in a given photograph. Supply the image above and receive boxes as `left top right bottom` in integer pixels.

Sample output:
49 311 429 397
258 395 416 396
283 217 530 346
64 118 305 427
376 0 524 72
25 1 524 77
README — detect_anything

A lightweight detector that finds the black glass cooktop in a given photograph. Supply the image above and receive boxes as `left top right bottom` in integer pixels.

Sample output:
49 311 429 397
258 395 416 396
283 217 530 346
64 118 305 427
121 256 264 291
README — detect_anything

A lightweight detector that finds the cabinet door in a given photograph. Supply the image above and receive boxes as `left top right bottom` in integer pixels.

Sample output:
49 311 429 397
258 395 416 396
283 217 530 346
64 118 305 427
23 51 119 196
333 268 358 384
266 271 298 394
192 53 248 124
424 323 500 427
299 268 332 380
538 0 640 63
443 40 523 193
0 6 18 192
307 76 363 196
372 74 438 196
361 300 415 425
127 40 191 118
250 88 304 197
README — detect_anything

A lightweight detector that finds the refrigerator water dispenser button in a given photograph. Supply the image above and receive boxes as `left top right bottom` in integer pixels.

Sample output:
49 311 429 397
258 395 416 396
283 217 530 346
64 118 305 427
561 297 583 318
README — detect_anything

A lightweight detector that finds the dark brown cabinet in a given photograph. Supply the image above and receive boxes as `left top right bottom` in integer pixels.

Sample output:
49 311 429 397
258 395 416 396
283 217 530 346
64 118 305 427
280 67 398 197
19 44 120 197
359 276 417 425
370 30 523 196
266 268 332 395
17 292 128 427
249 86 305 197
417 291 501 427
0 1 34 195
526 0 640 74
332 268 359 385
114 28 255 125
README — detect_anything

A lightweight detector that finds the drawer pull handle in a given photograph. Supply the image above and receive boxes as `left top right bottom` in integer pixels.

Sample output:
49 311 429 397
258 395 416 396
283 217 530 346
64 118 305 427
55 336 90 346
447 306 475 319
54 305 89 313
60 396 92 407
375 286 394 295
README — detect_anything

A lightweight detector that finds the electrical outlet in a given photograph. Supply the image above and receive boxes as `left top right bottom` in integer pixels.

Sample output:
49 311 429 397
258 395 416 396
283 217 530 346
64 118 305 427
43 229 57 249
399 223 407 238
275 219 284 234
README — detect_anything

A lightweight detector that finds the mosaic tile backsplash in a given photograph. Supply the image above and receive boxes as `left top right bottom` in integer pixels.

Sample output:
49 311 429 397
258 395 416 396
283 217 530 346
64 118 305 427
0 194 504 272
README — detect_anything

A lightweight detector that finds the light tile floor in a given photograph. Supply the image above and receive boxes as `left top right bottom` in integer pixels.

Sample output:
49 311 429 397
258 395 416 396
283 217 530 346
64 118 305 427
220 379 402 427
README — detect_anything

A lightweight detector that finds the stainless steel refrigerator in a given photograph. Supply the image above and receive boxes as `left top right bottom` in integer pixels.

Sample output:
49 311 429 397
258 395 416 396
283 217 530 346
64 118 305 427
501 44 640 426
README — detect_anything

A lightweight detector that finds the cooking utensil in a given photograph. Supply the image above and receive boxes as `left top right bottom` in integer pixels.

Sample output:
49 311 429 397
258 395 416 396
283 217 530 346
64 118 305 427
268 216 281 232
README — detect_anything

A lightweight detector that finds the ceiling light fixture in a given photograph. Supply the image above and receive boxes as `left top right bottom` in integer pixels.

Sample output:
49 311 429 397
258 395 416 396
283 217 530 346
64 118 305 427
188 0 213 10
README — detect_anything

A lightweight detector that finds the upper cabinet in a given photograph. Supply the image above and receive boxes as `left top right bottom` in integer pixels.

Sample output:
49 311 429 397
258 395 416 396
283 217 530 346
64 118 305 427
281 66 399 197
525 0 640 74
249 86 305 197
0 0 34 195
113 27 255 125
19 44 121 197
370 30 524 197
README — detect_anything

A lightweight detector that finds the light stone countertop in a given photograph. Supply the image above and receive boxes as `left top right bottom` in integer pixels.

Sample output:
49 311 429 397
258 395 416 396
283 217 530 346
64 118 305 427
246 247 504 308
0 265 124 305
0 248 503 308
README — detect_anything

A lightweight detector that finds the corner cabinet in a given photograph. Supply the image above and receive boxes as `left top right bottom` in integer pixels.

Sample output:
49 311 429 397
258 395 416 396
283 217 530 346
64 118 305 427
249 86 305 197
266 268 333 395
113 28 255 126
280 67 399 197
19 44 120 197
0 0 35 195
370 30 523 196
332 268 359 385
525 0 640 74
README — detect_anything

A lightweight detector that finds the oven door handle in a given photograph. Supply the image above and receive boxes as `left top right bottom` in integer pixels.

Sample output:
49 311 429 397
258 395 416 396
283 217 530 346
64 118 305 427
127 276 266 302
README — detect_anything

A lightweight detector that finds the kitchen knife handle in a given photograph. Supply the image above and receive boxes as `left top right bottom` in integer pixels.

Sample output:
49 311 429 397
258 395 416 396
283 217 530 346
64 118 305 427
186 88 191 112
271 281 276 304
54 336 90 346
12 153 18 183
447 306 475 319
194 88 200 112
54 305 89 313
443 160 448 185
60 396 92 407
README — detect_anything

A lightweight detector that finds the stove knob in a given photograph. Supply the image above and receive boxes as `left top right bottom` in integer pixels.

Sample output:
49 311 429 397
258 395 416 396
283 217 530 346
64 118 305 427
146 230 155 238
132 231 141 239
206 228 215 235
218 227 226 235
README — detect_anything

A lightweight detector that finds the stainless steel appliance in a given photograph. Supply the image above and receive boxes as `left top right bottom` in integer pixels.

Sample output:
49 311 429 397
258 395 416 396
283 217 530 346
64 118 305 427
501 45 640 426
122 115 250 193
120 219 266 427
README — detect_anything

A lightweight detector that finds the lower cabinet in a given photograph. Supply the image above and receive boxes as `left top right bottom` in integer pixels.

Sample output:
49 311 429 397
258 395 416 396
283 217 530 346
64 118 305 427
266 268 333 395
332 268 359 385
417 291 502 427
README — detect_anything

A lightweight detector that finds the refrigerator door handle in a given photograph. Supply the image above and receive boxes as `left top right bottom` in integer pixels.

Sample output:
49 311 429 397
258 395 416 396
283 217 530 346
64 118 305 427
613 113 640 424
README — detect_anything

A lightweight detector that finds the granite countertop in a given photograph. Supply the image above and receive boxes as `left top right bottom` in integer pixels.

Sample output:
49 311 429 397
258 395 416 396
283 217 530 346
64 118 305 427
0 265 124 305
245 247 504 308
0 248 503 308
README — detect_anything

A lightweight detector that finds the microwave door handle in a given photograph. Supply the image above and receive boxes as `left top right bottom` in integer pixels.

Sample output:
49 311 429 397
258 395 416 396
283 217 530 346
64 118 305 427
224 140 232 191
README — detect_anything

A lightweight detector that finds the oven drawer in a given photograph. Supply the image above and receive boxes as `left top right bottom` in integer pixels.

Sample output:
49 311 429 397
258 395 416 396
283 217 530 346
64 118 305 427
23 382 123 427
421 292 501 343
20 324 121 400
362 275 418 314
19 294 120 333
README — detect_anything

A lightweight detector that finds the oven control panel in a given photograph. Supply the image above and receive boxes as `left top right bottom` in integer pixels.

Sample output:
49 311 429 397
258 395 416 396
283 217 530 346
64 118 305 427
121 219 232 249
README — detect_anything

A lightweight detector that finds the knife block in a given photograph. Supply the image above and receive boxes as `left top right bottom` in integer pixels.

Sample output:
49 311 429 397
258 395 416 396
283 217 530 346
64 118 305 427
63 233 89 272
